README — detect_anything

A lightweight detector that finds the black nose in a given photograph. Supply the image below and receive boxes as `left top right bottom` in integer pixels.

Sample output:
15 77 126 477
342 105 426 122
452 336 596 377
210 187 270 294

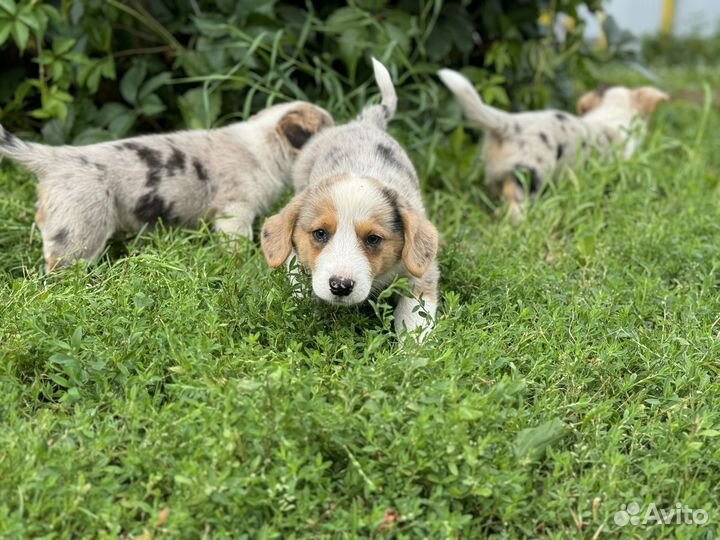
329 276 354 296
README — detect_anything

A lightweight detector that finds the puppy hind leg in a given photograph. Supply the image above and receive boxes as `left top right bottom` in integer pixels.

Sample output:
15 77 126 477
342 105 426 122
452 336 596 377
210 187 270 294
501 176 526 226
38 189 115 272
40 219 114 272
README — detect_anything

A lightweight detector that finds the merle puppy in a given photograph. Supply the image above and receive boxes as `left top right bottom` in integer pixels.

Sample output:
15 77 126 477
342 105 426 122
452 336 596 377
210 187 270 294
439 69 668 222
0 101 332 270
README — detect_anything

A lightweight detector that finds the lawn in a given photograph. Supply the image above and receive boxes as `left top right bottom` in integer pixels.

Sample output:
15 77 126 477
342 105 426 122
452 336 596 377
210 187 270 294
1 61 719 539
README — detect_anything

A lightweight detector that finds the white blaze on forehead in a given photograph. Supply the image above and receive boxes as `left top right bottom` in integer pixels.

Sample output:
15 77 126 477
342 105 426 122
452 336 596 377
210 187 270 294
310 176 383 305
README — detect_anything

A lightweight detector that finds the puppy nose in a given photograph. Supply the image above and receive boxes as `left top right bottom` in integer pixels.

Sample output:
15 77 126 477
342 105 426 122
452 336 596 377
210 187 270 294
329 276 354 296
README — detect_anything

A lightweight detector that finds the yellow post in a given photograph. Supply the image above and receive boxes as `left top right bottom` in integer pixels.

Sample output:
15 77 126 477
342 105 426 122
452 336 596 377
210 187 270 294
661 0 676 35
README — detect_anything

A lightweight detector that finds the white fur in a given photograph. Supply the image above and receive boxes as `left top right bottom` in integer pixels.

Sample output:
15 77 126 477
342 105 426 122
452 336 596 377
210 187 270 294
269 59 440 342
311 178 384 305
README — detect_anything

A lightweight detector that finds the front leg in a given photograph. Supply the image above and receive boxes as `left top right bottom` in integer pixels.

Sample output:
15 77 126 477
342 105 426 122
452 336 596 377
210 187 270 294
213 201 255 241
394 262 439 343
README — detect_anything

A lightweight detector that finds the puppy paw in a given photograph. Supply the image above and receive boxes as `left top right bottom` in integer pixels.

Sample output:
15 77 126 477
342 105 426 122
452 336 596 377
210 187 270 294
394 297 436 344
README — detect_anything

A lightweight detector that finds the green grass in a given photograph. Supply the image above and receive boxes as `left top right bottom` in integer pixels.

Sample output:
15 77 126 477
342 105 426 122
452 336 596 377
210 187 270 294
1 62 720 539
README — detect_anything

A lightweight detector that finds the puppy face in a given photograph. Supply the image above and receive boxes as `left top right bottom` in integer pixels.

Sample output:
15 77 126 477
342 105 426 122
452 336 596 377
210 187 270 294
261 176 438 305
577 86 669 116
275 103 334 153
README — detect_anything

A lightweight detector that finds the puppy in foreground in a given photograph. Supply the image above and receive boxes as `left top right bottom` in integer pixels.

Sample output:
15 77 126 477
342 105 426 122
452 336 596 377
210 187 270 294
0 102 332 270
438 69 669 222
261 59 439 342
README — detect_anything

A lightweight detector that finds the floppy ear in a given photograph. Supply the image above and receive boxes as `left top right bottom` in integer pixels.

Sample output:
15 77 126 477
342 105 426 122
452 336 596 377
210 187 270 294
276 105 333 152
577 90 602 115
261 192 306 268
401 206 439 278
632 87 670 115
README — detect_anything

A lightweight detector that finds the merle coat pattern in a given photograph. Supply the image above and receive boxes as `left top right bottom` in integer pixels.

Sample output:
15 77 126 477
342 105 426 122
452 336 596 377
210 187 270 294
0 101 332 270
438 69 669 223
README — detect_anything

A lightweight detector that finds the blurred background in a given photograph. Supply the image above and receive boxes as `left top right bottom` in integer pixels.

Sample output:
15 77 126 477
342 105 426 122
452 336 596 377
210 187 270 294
0 0 716 147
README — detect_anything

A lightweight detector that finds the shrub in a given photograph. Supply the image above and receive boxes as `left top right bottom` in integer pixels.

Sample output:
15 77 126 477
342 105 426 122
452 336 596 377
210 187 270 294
0 0 626 144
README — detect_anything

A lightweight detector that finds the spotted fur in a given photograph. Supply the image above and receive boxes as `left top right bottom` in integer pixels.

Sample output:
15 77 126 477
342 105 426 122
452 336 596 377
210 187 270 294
0 102 333 271
438 68 669 223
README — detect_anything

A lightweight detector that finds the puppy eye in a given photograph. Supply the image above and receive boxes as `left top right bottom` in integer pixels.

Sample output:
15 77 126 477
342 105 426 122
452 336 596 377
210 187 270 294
365 234 383 247
313 229 328 243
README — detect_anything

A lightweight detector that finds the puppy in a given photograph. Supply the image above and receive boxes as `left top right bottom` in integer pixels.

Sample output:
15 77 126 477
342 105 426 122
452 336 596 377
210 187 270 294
438 69 669 222
261 59 439 342
0 101 333 270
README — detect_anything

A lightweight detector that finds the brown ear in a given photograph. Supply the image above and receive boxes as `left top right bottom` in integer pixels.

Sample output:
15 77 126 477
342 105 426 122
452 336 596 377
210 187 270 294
276 105 333 152
577 90 602 115
401 206 439 278
261 192 306 268
632 87 670 115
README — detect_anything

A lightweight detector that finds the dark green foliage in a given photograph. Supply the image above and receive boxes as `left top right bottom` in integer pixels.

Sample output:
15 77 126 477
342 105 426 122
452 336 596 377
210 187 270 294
0 0 621 144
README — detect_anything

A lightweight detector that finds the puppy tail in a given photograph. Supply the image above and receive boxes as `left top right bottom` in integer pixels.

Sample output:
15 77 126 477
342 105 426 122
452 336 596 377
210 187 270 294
357 57 398 129
0 125 43 170
438 69 512 136
0 124 30 155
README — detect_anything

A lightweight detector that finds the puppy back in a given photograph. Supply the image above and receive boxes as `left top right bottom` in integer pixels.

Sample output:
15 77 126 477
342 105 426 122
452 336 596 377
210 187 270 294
356 58 397 130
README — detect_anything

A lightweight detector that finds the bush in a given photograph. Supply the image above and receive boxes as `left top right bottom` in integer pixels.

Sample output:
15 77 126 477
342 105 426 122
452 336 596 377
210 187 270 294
0 0 624 145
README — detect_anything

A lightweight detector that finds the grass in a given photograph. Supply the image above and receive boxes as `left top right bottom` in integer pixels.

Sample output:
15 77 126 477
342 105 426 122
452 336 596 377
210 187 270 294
1 59 720 539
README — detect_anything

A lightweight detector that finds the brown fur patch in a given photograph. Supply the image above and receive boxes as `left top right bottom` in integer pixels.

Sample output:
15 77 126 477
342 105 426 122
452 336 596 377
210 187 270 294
355 219 403 277
293 193 338 272
502 175 524 225
276 104 334 152
400 206 438 278
577 90 603 116
632 87 670 115
261 192 307 267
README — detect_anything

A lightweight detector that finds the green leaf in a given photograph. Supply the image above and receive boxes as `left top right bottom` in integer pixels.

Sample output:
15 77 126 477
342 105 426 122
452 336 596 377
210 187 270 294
49 353 82 385
0 23 11 46
70 327 83 349
514 418 567 460
11 20 29 51
178 87 221 129
133 292 154 310
16 4 39 31
96 102 128 126
138 71 171 101
120 63 147 105
108 111 137 137
138 93 166 117
324 7 370 81
72 128 114 145
0 0 16 15
457 406 482 421
78 56 115 93
53 36 76 55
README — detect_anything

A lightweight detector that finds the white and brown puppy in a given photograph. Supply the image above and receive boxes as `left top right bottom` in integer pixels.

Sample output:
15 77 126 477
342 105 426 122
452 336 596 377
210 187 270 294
261 59 439 341
438 69 669 222
0 101 333 270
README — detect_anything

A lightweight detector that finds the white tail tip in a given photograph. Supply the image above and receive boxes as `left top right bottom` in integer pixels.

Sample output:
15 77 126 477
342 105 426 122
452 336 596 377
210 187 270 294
371 57 392 86
437 68 475 94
